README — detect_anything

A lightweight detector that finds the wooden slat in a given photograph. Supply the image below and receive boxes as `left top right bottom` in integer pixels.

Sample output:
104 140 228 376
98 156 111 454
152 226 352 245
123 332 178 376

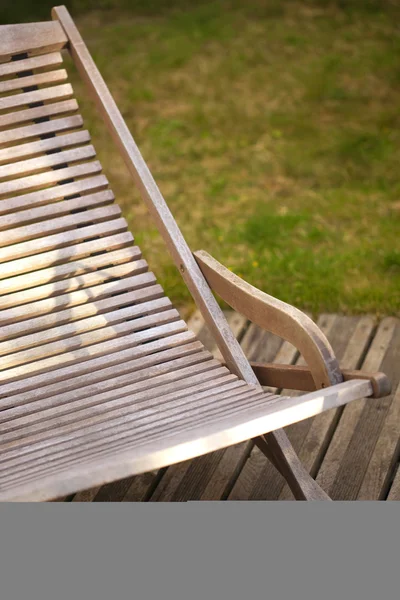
0 188 114 232
0 130 91 165
0 252 145 311
0 263 151 325
0 362 226 444
0 69 67 94
0 83 73 112
0 174 108 215
0 319 188 385
316 317 398 500
0 377 247 463
0 330 198 402
0 380 371 501
0 343 207 418
0 144 96 181
0 380 255 482
0 23 67 61
0 204 121 248
0 235 135 296
0 280 163 343
0 214 126 266
0 282 164 346
0 297 173 370
0 99 78 129
0 159 102 198
151 310 251 502
0 114 83 147
0 52 63 78
53 4 259 385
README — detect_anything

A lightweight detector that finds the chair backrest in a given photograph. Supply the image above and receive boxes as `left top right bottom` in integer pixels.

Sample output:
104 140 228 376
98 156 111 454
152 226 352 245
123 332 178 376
0 7 259 386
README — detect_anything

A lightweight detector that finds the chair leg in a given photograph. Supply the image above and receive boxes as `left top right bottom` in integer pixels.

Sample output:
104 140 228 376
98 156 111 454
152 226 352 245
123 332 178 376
254 430 331 501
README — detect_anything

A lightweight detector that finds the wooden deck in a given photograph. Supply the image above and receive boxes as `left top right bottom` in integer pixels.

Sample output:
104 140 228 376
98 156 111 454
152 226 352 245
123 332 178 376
58 311 400 502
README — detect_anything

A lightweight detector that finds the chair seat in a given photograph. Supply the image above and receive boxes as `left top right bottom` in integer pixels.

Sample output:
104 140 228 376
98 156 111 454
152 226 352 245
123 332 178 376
0 348 281 501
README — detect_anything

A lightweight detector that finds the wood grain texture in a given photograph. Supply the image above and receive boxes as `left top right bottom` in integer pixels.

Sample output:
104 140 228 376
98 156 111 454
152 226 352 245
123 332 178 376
0 130 91 165
317 317 399 500
0 68 67 94
53 5 259 384
0 83 73 112
0 174 108 215
387 466 400 501
229 315 353 500
0 22 67 61
150 311 249 502
0 52 63 77
195 250 342 389
0 99 78 129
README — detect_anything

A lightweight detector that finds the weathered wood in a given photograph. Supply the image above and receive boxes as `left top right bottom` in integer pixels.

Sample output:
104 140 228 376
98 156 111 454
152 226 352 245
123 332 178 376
0 303 178 371
150 311 249 502
0 174 108 215
193 250 344 500
0 320 189 385
0 204 121 249
194 250 342 389
0 52 63 77
0 69 67 94
0 114 82 148
0 219 128 273
0 10 389 502
0 144 96 184
0 83 73 112
249 362 390 398
0 378 372 501
0 237 136 296
357 381 400 500
0 253 144 312
0 160 101 199
387 466 400 501
0 130 91 165
0 99 78 129
229 315 341 500
0 286 166 354
0 331 198 401
0 22 67 61
53 5 258 383
0 268 151 325
276 316 375 501
316 317 399 500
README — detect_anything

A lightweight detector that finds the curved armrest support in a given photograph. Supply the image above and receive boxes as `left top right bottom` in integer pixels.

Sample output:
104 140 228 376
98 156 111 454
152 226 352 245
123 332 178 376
194 250 343 389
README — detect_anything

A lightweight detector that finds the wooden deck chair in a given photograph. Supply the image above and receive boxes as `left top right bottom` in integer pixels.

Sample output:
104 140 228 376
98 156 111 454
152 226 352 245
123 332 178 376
0 6 391 502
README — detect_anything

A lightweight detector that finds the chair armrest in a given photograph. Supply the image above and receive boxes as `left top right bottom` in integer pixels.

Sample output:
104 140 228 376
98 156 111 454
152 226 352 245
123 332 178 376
194 249 343 389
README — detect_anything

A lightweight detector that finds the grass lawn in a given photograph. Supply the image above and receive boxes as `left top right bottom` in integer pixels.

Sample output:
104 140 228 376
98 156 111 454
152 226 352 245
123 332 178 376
3 1 400 317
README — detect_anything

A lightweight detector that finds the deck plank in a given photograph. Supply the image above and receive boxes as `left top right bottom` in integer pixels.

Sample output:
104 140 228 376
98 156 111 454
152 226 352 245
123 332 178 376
277 316 375 500
317 317 399 500
229 314 339 500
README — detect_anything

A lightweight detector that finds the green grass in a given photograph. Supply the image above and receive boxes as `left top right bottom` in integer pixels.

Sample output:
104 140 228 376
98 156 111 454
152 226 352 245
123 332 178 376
2 0 399 316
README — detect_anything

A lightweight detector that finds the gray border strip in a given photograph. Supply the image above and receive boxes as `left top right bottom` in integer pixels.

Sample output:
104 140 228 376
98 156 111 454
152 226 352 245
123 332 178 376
0 503 398 600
